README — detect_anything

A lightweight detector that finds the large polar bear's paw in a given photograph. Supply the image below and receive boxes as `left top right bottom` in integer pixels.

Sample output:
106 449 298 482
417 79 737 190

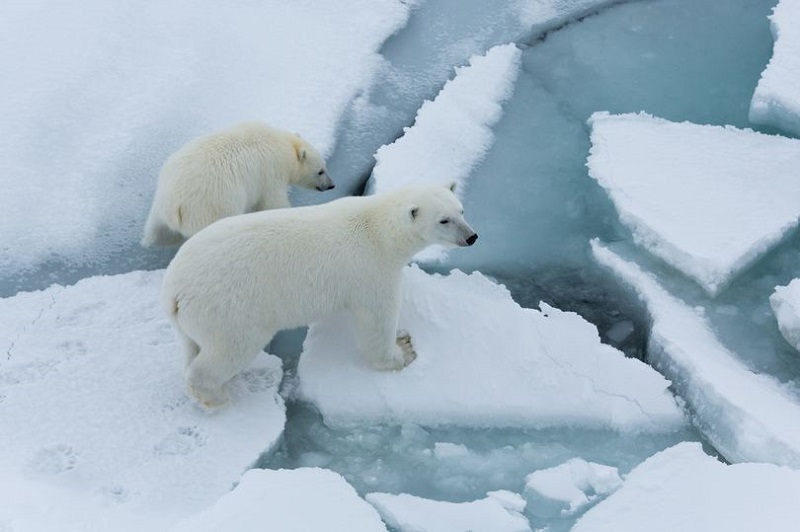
186 382 230 410
370 331 417 371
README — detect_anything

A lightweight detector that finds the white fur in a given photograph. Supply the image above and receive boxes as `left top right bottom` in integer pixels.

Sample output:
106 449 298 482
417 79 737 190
141 121 334 246
162 184 477 408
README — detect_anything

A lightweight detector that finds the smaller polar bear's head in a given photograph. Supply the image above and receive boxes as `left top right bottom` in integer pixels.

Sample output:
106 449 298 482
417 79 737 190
292 137 335 192
407 183 478 248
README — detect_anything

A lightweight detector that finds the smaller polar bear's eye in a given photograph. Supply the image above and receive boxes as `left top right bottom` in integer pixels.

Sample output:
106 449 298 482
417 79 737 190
317 169 325 176
439 219 449 225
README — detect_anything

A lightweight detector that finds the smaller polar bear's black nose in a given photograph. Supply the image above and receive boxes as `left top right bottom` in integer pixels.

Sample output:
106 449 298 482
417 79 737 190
466 233 478 246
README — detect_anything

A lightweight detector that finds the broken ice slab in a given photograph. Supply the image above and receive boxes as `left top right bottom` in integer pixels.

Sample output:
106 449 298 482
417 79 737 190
523 458 622 518
171 468 388 532
369 43 522 263
587 111 800 296
297 265 685 431
770 279 800 352
592 240 800 468
366 490 530 532
0 271 285 530
572 442 800 532
750 0 800 136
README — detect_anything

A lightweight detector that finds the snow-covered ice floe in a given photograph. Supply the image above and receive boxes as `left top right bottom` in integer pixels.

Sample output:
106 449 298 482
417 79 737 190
573 442 800 532
0 0 411 271
0 271 285 530
298 265 685 431
770 279 800 352
172 468 387 532
366 490 530 532
587 111 800 296
370 44 522 262
523 458 622 517
592 240 800 467
750 0 800 136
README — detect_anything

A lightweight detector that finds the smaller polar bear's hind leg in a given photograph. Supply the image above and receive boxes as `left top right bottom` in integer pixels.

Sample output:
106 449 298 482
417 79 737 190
184 335 273 409
141 211 186 247
177 332 200 368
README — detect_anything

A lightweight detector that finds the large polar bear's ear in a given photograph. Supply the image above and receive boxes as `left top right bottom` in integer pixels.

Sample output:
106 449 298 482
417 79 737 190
445 181 458 193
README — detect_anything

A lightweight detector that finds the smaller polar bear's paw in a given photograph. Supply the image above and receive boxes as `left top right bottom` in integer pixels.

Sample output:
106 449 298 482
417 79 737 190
186 382 230 411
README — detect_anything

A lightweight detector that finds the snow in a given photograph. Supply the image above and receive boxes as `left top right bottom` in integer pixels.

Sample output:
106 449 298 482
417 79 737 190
587 111 800 296
369 44 522 262
0 0 410 273
749 0 800 136
172 468 387 532
523 458 623 517
0 271 285 530
298 265 685 431
592 240 800 467
769 279 800 352
366 490 530 532
573 442 800 532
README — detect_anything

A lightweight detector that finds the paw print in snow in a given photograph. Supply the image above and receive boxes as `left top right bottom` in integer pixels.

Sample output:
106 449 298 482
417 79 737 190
154 426 207 456
28 444 78 475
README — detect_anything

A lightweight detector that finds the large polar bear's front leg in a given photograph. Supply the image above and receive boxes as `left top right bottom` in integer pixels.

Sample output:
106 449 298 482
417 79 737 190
353 286 416 371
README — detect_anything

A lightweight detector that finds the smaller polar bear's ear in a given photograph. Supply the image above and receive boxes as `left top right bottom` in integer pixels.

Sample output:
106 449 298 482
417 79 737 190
445 181 458 193
409 206 419 220
292 138 307 161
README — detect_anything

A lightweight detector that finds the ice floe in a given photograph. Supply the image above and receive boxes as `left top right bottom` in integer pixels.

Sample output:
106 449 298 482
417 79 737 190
370 44 522 262
172 468 387 532
592 240 800 467
0 271 285 530
366 490 530 532
750 0 800 136
0 0 410 272
573 442 800 532
523 458 622 517
770 279 800 352
298 265 684 431
587 111 800 296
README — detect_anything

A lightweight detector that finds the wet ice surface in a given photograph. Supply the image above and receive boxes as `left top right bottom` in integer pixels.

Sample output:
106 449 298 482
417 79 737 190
750 0 800 135
171 468 388 532
573 442 800 532
587 111 800 296
4 0 800 530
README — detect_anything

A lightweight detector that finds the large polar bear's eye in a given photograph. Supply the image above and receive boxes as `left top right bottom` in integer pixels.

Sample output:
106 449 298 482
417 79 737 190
317 169 325 176
439 219 450 224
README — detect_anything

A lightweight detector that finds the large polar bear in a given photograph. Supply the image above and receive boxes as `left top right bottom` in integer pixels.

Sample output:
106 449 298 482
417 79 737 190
141 122 334 246
162 184 478 408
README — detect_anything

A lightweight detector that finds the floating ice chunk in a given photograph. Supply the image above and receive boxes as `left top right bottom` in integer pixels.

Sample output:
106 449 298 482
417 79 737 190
523 458 623 517
0 0 411 271
587 111 800 296
770 279 800 352
172 468 387 532
573 442 800 532
592 240 800 467
298 265 684 431
750 0 800 136
366 490 530 532
370 44 522 262
0 271 285 529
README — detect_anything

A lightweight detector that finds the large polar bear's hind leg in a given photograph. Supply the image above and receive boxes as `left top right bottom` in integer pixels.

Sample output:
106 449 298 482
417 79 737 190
184 334 275 409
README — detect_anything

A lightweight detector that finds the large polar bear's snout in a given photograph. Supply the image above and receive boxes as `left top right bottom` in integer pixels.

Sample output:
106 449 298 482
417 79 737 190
455 220 478 247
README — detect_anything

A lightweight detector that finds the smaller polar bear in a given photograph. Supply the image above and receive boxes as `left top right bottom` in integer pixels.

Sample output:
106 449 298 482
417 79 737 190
141 122 334 246
162 183 477 408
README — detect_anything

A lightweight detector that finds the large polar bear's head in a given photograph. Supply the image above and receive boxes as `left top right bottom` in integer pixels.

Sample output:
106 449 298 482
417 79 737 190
406 183 478 248
292 136 335 192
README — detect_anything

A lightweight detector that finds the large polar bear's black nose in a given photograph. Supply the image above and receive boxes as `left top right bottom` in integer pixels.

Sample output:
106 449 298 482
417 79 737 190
466 233 478 246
